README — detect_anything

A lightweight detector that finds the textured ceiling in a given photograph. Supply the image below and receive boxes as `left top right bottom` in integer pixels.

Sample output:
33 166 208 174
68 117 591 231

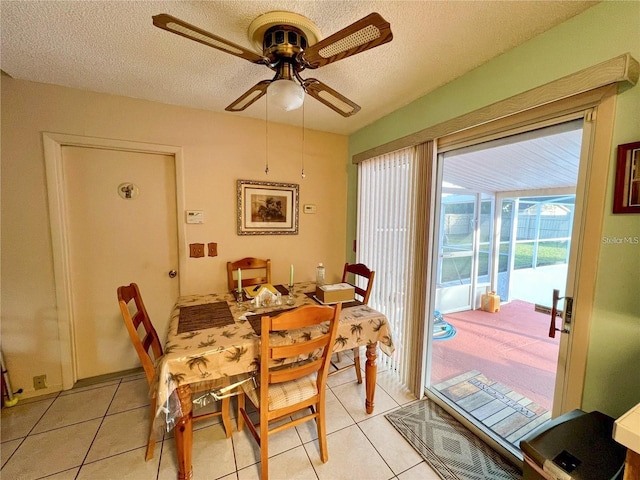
0 1 598 135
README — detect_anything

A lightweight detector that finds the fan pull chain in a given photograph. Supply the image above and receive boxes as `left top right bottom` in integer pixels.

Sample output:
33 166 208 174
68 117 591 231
265 96 269 175
301 102 305 179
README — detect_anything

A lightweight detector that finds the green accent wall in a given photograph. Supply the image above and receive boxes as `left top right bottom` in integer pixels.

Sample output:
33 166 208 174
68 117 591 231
348 1 640 417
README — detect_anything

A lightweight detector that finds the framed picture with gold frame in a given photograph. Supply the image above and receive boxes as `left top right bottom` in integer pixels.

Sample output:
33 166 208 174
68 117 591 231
613 141 640 214
237 180 299 235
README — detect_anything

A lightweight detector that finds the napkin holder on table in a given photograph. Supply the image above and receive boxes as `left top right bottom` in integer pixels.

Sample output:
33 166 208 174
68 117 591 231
253 286 279 307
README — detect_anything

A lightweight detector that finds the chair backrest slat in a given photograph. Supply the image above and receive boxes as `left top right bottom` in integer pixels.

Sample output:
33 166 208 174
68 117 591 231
271 333 332 360
259 304 340 409
117 283 162 385
272 309 333 331
269 358 324 384
341 263 375 304
226 257 271 291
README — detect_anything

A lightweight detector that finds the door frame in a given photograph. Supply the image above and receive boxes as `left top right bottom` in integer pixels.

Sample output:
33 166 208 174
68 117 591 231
43 133 186 390
493 187 576 303
426 84 617 414
435 191 486 313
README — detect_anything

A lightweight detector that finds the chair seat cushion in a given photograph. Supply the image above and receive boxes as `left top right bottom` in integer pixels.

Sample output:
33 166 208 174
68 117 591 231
243 374 318 411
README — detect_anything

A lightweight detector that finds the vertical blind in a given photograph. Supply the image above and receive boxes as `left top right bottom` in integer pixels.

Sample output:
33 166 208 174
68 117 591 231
357 146 418 383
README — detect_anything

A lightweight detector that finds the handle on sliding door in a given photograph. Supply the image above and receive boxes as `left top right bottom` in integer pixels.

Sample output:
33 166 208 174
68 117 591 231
549 290 562 338
534 290 572 338
549 289 572 338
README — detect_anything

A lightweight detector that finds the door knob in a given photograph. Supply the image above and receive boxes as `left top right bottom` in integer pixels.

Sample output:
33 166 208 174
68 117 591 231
168 270 177 278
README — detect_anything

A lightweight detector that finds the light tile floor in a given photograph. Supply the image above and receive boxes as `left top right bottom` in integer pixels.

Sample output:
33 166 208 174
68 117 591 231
1 352 441 480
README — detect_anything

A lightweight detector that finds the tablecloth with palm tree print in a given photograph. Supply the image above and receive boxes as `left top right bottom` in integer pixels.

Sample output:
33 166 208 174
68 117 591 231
154 281 394 431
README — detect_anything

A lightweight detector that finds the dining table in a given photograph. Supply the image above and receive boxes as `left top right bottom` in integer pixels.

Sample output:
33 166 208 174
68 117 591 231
154 280 395 480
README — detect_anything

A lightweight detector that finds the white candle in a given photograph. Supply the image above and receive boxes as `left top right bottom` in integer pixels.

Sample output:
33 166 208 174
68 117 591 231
237 268 242 292
289 264 294 286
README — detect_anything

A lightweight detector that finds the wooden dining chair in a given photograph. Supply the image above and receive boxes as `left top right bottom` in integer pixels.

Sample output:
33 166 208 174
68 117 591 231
117 283 233 461
237 304 341 480
328 262 375 384
226 257 272 291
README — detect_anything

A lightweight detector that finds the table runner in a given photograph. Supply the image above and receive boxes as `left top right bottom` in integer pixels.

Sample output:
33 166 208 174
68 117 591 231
274 284 290 295
177 301 234 333
245 308 297 335
245 299 364 335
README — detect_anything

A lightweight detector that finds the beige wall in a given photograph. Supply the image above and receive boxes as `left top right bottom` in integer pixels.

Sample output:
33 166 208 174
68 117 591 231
1 78 349 396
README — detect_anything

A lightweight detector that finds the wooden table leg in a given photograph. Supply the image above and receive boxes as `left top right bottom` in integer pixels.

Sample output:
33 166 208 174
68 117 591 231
365 343 378 414
174 385 194 480
623 449 640 480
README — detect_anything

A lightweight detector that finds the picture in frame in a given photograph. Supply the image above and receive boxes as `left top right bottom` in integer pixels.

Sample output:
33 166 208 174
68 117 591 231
613 141 640 214
237 180 299 235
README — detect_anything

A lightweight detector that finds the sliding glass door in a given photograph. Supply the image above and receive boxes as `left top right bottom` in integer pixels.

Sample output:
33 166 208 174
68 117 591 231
427 119 584 459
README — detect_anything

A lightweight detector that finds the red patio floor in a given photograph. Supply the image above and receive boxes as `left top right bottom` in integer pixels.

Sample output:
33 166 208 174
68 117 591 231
430 300 560 410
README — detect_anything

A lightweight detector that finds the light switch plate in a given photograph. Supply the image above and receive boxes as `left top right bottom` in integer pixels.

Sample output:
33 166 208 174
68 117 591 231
303 204 317 214
189 243 205 258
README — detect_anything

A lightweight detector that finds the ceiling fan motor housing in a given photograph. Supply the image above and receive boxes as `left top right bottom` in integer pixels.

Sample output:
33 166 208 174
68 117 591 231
263 25 308 63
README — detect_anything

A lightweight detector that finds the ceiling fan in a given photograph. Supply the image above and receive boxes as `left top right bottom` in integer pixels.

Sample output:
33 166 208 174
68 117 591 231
152 11 393 117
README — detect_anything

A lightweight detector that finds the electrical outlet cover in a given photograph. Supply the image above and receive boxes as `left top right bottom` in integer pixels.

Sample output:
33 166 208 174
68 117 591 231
33 375 47 390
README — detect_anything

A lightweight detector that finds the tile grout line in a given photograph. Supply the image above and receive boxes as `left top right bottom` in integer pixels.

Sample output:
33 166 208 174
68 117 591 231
1 390 64 470
74 376 124 478
5 369 412 479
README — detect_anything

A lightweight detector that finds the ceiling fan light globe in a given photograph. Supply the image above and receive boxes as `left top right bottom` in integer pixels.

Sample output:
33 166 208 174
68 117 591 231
268 79 305 111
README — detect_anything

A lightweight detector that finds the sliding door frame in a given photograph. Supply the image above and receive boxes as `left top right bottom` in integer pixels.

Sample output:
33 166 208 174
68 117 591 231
429 85 617 412
352 53 636 407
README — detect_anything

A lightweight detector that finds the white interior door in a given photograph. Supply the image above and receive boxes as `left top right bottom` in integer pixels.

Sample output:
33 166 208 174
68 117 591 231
62 146 179 379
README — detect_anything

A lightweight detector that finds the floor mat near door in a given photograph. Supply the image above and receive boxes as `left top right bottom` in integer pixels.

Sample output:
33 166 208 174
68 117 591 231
433 370 551 448
386 398 521 480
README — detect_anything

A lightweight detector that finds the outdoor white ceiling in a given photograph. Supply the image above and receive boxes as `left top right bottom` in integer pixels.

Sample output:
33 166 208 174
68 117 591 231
1 1 598 135
443 120 583 194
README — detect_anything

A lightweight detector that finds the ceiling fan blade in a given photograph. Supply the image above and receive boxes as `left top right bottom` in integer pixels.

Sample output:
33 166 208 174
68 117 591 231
302 78 361 117
225 80 271 112
153 13 268 65
300 13 392 69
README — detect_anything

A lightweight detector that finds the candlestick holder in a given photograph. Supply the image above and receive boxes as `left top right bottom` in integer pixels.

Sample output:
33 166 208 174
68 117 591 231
235 290 247 311
286 283 295 306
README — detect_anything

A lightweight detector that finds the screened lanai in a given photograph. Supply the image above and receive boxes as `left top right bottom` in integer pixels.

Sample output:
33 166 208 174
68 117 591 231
434 119 583 314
